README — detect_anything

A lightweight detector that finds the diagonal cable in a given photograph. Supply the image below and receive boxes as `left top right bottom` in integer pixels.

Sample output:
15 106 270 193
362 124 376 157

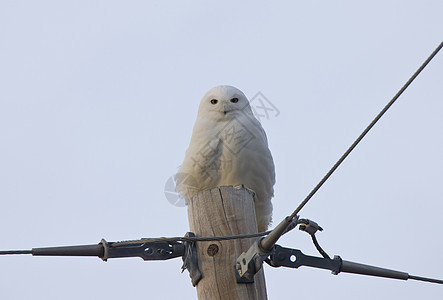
289 40 443 219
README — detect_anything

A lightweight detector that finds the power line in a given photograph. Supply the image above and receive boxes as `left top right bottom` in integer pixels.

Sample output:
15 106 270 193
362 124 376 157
1 233 442 285
110 231 272 247
289 40 443 219
0 250 32 255
109 217 301 246
0 232 272 255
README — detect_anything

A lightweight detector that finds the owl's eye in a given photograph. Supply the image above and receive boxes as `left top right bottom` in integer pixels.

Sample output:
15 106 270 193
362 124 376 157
210 99 218 104
230 98 238 103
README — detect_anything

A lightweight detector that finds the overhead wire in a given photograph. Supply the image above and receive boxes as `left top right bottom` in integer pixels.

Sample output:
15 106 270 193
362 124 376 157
110 231 272 247
289 40 443 220
0 232 272 254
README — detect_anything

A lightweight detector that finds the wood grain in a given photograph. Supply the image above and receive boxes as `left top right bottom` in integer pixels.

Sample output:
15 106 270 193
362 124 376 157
187 186 267 300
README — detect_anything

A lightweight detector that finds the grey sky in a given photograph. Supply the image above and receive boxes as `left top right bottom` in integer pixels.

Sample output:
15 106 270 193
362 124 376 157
1 1 442 299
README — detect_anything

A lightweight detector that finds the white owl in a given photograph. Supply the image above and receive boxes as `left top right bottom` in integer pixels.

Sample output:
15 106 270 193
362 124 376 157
176 85 275 232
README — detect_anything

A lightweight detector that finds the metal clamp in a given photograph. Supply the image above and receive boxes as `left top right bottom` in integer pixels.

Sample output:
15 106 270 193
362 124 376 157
181 232 203 287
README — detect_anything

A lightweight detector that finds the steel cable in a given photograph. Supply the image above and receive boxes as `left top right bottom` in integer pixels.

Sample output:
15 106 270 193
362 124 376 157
289 40 443 220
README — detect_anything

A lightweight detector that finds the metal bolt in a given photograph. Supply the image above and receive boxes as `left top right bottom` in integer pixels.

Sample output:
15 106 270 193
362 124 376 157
277 252 286 261
207 244 219 256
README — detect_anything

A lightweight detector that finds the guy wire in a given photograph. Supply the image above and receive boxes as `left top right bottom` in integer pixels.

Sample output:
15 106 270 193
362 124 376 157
289 41 443 219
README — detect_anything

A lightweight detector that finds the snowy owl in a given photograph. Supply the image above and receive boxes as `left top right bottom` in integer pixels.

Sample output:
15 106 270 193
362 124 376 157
176 85 275 232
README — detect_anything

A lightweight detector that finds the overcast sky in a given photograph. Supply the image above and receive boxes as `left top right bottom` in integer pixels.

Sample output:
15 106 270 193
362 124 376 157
1 1 442 299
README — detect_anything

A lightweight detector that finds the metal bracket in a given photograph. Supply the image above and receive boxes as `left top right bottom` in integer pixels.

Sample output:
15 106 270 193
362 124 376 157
234 216 299 283
234 237 272 283
298 219 323 235
105 240 185 261
28 238 185 262
266 245 340 274
181 232 203 287
23 234 204 285
265 245 440 284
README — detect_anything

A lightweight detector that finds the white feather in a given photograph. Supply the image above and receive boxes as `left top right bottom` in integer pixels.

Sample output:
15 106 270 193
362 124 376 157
176 85 275 232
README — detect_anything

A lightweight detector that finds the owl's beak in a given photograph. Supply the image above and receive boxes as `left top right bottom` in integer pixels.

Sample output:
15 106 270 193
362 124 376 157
223 103 229 115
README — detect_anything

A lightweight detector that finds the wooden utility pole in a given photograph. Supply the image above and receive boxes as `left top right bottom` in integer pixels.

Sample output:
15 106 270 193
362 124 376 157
187 185 267 300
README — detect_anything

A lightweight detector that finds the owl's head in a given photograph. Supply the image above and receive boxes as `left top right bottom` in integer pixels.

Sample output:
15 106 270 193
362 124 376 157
198 85 254 119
